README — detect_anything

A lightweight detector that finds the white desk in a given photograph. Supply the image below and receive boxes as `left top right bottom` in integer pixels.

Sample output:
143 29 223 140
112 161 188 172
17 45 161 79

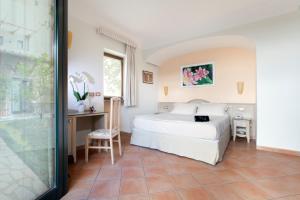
68 112 108 163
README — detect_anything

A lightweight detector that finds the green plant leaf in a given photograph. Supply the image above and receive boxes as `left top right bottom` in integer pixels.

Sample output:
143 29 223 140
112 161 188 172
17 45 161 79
197 77 213 85
204 77 213 84
81 92 89 100
73 91 81 101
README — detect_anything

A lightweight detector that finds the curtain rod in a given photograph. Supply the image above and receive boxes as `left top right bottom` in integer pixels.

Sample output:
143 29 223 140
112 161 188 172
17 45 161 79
96 26 137 48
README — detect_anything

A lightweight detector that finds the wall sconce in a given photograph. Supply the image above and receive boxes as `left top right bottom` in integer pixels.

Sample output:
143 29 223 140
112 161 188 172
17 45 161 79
163 86 168 96
68 31 73 49
237 81 244 95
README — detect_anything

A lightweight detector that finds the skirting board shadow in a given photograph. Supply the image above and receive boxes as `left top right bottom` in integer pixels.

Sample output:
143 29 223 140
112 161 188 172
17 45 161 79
257 146 300 157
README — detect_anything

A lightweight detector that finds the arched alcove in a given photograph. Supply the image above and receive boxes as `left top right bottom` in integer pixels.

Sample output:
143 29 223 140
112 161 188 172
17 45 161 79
145 35 256 66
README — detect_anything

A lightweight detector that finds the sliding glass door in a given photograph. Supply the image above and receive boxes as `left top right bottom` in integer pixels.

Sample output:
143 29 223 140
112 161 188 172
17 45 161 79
0 0 67 199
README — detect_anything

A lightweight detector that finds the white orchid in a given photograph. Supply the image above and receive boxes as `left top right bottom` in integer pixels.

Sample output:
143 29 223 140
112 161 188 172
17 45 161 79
69 72 90 102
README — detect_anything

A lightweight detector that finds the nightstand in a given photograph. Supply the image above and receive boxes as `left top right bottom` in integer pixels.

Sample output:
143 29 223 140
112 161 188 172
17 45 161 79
233 118 251 143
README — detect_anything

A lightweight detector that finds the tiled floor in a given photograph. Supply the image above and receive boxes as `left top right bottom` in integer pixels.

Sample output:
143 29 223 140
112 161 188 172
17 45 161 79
0 138 48 200
62 134 300 200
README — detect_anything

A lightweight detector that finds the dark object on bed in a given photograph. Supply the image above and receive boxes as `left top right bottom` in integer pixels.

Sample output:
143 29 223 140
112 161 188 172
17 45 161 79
194 115 210 122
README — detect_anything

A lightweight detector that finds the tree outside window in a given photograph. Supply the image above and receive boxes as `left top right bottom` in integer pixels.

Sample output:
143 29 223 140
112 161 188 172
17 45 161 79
103 53 123 98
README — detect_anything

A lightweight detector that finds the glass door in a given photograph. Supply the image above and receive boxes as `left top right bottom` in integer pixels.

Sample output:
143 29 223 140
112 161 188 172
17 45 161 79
0 0 67 199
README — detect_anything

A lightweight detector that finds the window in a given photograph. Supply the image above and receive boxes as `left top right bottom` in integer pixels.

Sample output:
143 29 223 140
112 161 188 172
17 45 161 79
103 52 123 98
11 78 33 113
0 0 59 198
24 36 30 50
17 40 24 49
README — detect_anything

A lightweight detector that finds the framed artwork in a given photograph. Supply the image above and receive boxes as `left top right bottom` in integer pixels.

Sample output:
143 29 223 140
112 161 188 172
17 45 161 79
181 63 214 87
143 70 153 84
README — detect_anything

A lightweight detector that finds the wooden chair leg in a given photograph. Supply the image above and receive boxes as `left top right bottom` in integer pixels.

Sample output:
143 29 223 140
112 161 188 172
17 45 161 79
110 138 114 164
85 137 89 163
98 139 102 153
118 133 122 156
104 140 108 152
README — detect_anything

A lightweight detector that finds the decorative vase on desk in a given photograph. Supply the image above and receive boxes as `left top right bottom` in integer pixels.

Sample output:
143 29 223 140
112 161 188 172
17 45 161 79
77 100 85 113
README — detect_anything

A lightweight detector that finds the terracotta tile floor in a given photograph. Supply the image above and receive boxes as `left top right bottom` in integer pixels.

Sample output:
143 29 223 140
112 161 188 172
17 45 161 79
62 134 300 200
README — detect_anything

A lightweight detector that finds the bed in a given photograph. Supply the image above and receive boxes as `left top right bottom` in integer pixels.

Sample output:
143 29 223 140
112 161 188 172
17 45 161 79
130 101 231 165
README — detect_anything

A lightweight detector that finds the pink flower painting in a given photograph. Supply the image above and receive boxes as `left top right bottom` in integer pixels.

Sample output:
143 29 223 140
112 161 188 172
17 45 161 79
182 64 213 86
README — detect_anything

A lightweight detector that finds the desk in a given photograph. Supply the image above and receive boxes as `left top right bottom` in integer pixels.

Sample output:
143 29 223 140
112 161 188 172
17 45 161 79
68 112 108 163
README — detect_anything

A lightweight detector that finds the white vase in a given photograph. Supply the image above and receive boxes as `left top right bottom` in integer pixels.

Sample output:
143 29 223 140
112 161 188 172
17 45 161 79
77 100 85 113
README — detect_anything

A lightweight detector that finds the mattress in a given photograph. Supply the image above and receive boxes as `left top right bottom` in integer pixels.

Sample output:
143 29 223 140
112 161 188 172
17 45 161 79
133 113 230 140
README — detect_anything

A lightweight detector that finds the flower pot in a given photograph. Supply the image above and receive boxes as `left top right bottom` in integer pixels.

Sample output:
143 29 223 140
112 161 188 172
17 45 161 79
77 100 85 113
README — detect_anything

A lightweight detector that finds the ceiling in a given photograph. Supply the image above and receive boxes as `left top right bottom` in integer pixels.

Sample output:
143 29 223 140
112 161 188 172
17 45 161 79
146 35 256 65
69 0 300 50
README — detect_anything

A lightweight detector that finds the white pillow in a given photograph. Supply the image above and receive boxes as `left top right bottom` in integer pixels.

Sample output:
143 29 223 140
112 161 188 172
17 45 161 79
196 103 227 116
170 103 197 115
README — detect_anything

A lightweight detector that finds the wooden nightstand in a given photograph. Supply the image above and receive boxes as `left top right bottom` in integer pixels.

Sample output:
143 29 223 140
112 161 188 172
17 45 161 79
233 118 251 143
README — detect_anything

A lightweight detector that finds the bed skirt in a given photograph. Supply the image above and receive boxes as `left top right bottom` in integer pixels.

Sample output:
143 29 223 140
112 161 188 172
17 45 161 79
130 127 230 165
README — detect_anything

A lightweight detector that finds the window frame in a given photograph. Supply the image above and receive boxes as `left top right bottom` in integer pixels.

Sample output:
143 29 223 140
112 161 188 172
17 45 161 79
103 52 124 100
17 39 24 49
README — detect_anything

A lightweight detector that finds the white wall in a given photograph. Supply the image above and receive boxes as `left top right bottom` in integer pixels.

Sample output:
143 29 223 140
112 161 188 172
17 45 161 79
68 16 159 138
121 58 159 132
219 11 300 152
68 16 125 112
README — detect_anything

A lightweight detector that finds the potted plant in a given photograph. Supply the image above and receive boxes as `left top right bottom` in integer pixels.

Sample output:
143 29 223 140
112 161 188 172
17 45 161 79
70 73 89 113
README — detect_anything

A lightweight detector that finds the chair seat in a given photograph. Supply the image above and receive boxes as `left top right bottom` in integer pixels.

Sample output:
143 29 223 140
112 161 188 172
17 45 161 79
88 129 118 139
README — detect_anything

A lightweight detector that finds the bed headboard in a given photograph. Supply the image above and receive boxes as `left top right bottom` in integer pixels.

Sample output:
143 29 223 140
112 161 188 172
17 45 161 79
187 99 210 104
158 99 209 113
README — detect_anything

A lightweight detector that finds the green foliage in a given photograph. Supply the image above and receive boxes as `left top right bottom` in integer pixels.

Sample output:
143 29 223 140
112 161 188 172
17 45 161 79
0 54 53 112
103 56 122 97
14 53 53 102
71 82 89 101
73 91 81 101
82 91 89 100
73 91 88 101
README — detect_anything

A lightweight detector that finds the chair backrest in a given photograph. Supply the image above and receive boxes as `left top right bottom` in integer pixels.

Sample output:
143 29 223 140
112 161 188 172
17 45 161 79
109 97 121 134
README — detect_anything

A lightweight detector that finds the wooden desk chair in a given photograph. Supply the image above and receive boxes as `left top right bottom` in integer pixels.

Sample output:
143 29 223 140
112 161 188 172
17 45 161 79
85 97 122 164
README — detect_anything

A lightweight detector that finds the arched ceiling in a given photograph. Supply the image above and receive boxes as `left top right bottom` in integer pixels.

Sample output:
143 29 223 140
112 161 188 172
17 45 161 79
145 35 256 66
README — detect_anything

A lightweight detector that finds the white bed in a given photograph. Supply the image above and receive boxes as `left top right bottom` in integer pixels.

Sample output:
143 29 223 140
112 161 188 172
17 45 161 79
130 101 231 165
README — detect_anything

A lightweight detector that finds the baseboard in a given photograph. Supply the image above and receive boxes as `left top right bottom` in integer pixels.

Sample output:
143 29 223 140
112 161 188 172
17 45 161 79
257 146 300 157
121 131 131 134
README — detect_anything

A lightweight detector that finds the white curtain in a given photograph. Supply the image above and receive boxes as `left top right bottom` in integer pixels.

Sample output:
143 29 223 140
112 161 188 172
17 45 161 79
124 45 137 107
96 26 137 107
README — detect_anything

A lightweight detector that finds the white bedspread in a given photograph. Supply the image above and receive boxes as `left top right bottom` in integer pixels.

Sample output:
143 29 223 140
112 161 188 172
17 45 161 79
133 113 230 140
